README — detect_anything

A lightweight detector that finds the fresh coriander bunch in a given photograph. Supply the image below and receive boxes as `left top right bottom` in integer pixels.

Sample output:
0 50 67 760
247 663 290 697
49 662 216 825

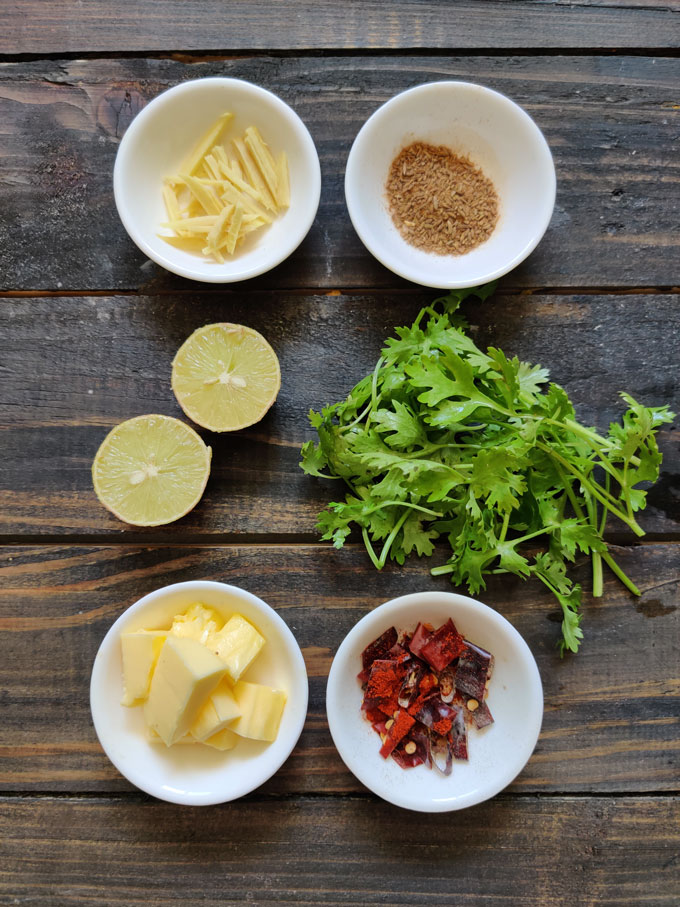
300 285 674 653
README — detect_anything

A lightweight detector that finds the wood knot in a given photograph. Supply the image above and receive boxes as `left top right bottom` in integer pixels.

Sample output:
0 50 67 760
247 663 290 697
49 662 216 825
97 85 148 139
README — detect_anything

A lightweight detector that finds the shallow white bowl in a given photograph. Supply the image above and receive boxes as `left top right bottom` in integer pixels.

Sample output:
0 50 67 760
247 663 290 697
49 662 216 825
113 77 321 282
326 591 543 812
90 580 308 805
345 81 556 289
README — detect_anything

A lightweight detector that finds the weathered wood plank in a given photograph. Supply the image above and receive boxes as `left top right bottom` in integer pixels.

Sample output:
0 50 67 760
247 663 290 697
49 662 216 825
1 0 678 54
0 543 677 794
1 55 678 291
0 292 677 538
1 795 678 905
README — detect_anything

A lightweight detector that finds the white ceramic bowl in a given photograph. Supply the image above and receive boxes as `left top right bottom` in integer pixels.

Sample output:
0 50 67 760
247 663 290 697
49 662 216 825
113 77 321 282
345 81 556 289
326 591 543 812
90 580 308 805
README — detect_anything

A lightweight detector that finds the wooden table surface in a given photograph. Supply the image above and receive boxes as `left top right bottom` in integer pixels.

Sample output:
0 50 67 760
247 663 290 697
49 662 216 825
1 3 678 905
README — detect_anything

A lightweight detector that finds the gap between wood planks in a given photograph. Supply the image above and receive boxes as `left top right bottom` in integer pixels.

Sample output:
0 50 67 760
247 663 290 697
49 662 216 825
1 47 679 64
0 536 677 547
0 790 678 802
0 286 679 300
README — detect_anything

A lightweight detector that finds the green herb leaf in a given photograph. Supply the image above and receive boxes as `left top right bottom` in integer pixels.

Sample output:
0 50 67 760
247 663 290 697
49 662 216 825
301 283 674 653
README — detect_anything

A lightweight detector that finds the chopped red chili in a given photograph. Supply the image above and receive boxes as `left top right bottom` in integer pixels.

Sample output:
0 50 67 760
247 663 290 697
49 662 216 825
420 618 465 672
359 619 495 775
379 709 415 758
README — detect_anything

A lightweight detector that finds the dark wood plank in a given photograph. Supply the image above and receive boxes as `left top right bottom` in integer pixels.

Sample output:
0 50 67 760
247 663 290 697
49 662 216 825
1 794 678 905
2 1 678 54
1 543 677 794
0 292 677 538
1 55 679 291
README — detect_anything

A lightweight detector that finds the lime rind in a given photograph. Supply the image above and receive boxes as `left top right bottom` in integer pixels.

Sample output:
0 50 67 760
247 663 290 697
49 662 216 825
172 323 281 433
92 414 212 526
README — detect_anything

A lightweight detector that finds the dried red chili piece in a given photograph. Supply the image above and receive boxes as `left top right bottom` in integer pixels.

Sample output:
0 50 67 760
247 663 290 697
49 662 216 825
430 732 453 776
415 697 456 736
450 706 468 760
397 662 426 709
361 626 398 672
438 666 455 703
364 658 408 706
455 640 494 700
454 690 494 729
468 699 494 729
408 621 434 658
391 725 430 769
379 709 415 758
406 671 439 717
420 618 465 672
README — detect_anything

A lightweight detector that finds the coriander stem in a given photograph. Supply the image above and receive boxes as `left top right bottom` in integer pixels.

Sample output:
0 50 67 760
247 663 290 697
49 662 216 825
431 563 455 576
561 418 641 468
378 509 410 568
539 444 645 537
601 549 641 596
583 491 603 598
599 473 610 536
340 400 372 432
361 527 382 571
509 525 550 546
592 553 603 598
364 356 384 430
499 511 510 543
366 500 440 518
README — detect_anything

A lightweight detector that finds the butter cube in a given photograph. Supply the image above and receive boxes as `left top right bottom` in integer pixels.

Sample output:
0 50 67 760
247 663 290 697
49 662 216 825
190 679 241 741
170 602 222 645
148 728 196 745
209 614 265 682
120 629 167 706
203 727 239 751
144 636 226 746
230 680 286 742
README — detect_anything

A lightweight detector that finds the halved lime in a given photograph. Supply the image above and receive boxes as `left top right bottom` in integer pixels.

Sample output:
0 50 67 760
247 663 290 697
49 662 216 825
171 323 281 432
92 414 212 526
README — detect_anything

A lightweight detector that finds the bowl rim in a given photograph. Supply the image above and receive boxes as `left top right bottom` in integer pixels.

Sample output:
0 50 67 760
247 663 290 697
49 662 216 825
90 579 309 805
113 76 321 284
344 79 557 289
326 590 544 812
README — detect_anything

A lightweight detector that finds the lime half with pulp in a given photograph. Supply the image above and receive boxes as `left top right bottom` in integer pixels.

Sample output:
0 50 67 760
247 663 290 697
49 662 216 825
92 414 212 526
171 323 281 432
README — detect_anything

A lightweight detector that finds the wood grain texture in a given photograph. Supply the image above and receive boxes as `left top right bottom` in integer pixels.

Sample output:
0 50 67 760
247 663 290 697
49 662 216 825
1 55 679 291
2 0 679 54
1 543 677 794
0 292 677 538
1 794 678 906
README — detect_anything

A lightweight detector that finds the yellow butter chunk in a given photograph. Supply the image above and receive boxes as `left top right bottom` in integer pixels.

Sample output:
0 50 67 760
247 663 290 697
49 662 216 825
190 678 241 741
170 602 222 645
230 680 286 742
144 635 226 746
148 728 196 745
209 613 265 682
121 629 167 706
159 113 289 261
203 727 239 751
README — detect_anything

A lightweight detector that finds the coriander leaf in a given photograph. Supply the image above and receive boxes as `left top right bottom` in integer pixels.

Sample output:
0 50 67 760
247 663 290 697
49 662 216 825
372 400 428 449
469 449 527 512
555 519 606 560
495 542 531 578
401 513 439 558
517 360 550 404
301 284 673 654
299 440 331 478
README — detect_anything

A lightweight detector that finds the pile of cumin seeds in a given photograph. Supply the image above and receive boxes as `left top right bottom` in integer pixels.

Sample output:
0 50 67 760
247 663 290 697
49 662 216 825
386 141 499 255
